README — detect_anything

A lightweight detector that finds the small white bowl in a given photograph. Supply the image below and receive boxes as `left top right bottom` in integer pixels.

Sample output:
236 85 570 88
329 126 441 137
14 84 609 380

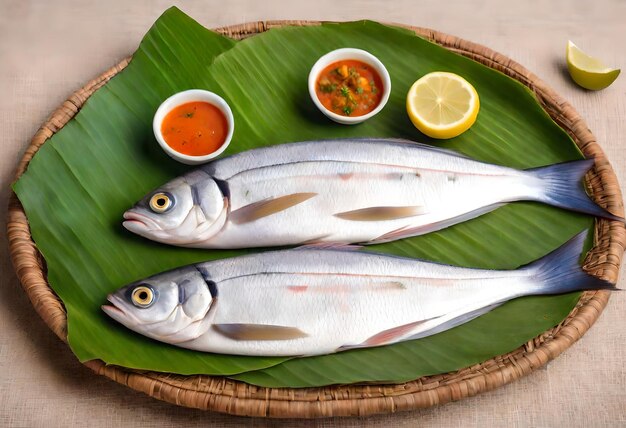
308 48 391 125
153 89 234 165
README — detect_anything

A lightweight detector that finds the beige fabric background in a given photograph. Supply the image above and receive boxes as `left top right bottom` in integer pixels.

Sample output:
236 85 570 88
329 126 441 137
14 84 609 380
1 0 625 426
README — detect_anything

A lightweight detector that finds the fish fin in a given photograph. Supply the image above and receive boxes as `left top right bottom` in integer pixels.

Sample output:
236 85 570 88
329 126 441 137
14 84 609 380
294 242 364 251
369 203 505 244
212 323 308 341
334 206 427 221
523 231 618 294
527 159 623 221
338 317 438 351
405 303 503 341
338 303 506 352
296 234 333 245
229 193 317 224
361 320 429 346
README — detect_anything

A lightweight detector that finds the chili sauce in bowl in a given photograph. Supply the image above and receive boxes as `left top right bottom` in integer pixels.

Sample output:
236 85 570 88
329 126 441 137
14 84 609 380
309 48 391 125
153 90 234 165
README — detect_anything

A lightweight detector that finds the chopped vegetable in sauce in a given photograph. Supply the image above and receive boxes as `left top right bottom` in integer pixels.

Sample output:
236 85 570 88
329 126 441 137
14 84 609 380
315 60 384 117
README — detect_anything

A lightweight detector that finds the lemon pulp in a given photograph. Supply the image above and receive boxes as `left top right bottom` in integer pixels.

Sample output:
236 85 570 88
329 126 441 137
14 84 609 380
406 72 480 139
566 41 620 91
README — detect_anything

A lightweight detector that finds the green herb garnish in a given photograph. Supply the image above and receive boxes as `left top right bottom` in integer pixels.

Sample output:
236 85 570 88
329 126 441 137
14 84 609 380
319 83 336 93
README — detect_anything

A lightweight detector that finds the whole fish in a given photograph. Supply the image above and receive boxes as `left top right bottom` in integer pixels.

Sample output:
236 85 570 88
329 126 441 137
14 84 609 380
123 139 620 248
103 232 615 356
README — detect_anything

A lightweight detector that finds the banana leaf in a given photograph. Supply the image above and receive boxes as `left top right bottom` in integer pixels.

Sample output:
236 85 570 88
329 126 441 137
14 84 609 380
14 7 594 388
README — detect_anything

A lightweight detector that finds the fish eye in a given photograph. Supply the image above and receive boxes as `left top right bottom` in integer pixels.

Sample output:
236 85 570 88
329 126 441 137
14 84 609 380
149 192 173 213
131 285 155 308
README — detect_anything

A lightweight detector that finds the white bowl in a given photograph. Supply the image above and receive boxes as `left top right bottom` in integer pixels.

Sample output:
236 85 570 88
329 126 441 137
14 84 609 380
308 48 391 125
153 89 234 165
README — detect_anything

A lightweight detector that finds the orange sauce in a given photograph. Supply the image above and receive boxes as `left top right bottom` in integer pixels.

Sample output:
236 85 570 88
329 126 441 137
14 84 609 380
315 60 384 117
161 101 228 156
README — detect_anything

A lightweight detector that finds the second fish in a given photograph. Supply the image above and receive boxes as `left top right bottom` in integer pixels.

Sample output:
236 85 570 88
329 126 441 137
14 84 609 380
123 138 621 248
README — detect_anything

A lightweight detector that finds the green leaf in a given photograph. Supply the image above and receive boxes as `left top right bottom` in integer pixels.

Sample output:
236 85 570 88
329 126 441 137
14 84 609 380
14 7 287 375
14 8 594 387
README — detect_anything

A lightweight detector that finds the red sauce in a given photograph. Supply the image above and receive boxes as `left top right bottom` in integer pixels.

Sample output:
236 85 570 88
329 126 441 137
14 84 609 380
315 60 384 117
161 101 228 156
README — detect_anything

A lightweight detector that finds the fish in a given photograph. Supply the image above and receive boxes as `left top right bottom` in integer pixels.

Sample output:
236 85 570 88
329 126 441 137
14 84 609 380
122 139 622 249
102 231 616 356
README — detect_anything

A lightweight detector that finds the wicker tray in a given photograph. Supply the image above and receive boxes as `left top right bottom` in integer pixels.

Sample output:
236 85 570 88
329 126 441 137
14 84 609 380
7 20 625 418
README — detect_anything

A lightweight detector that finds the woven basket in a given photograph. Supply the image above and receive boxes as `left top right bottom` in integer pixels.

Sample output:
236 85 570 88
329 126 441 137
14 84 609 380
7 21 625 418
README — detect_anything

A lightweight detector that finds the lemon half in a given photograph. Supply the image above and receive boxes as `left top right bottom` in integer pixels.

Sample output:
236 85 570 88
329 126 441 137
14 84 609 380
406 72 480 139
566 41 620 90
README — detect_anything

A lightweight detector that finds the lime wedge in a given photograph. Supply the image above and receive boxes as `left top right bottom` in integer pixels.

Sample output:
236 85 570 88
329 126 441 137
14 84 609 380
566 41 620 90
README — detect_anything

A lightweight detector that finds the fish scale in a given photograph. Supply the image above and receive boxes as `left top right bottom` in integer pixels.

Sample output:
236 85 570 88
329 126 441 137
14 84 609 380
123 139 621 249
103 232 617 356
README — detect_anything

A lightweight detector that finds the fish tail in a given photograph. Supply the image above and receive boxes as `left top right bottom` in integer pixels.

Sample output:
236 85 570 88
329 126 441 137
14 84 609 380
524 231 618 295
527 159 623 221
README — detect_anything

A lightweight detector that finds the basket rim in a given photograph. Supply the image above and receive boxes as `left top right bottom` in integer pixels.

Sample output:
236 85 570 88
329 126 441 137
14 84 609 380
6 19 625 418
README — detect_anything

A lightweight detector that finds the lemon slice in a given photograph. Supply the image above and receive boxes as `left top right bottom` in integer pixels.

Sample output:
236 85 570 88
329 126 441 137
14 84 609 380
406 72 480 139
566 41 620 90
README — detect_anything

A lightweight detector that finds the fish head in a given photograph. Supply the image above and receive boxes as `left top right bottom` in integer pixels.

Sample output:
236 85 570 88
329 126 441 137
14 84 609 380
123 170 228 246
102 266 215 342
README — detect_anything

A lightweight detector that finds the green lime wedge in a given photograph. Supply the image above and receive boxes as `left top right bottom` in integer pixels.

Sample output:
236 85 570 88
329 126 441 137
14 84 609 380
566 41 620 90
